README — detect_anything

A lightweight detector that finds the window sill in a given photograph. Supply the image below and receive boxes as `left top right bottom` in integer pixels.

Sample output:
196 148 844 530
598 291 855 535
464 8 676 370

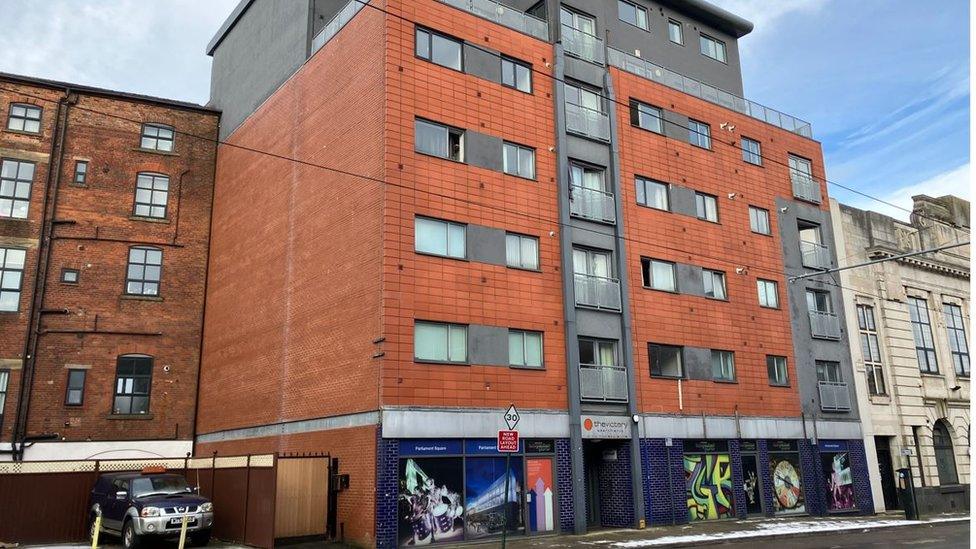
415 149 465 165
132 148 178 157
742 160 764 168
503 172 537 182
651 375 684 381
510 364 545 371
129 215 171 224
506 265 542 274
0 217 29 223
869 394 892 404
696 218 721 224
120 294 164 302
106 413 154 420
713 379 738 384
68 182 88 188
939 484 966 494
642 285 679 295
630 123 665 137
704 296 729 302
500 84 533 96
768 382 791 388
751 231 773 237
414 359 469 366
637 203 672 213
690 143 713 152
415 250 468 262
3 128 42 138
919 372 944 379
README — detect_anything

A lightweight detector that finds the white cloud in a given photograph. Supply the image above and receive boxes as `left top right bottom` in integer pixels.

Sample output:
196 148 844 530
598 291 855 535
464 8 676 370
842 163 972 221
709 0 830 45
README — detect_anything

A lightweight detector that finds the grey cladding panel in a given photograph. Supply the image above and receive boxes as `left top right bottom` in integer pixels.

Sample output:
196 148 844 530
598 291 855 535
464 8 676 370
576 309 623 340
683 346 712 381
663 110 690 142
464 44 502 83
469 325 509 366
567 136 611 167
467 224 507 266
670 184 697 218
466 131 504 172
675 263 704 297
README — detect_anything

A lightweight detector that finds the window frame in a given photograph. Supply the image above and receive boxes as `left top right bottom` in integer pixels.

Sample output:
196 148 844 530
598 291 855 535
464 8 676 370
805 289 833 314
908 296 939 374
757 279 779 309
60 268 80 285
702 269 727 300
688 119 711 149
0 369 8 434
414 26 464 72
932 420 959 485
0 158 36 219
815 360 843 383
502 142 536 179
414 320 468 364
508 329 544 369
565 81 604 113
741 137 762 165
132 172 170 219
749 205 771 235
943 303 970 377
505 232 540 271
857 303 887 396
635 176 670 211
695 192 719 222
7 103 42 134
699 33 727 63
711 350 736 382
124 246 163 297
767 355 789 387
500 56 532 93
139 123 174 152
73 160 89 185
668 19 684 44
414 118 465 162
630 99 664 134
649 343 684 379
578 337 619 367
112 354 153 415
415 216 466 260
65 368 87 406
641 257 677 292
0 247 26 313
618 0 649 31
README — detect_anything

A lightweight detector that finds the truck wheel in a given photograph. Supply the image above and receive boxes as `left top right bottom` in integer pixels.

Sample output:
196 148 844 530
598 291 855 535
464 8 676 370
190 528 211 547
122 519 142 549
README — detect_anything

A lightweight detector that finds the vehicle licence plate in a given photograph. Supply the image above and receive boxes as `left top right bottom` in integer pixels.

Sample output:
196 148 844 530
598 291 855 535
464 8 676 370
168 517 197 527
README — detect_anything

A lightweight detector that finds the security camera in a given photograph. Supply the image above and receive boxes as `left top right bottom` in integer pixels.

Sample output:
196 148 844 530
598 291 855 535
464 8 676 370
728 193 737 199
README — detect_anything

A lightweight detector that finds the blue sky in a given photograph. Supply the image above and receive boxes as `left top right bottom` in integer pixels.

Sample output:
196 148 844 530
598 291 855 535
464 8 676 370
0 0 969 219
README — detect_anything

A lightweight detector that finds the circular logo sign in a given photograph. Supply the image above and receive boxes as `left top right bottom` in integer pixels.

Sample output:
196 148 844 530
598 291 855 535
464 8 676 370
583 418 593 431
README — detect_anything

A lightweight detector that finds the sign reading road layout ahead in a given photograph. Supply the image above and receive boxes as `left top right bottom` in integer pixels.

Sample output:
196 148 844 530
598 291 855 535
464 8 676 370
504 404 520 430
497 430 519 453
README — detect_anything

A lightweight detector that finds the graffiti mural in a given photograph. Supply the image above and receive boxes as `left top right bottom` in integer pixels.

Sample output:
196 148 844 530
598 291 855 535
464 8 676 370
684 453 734 521
822 452 855 511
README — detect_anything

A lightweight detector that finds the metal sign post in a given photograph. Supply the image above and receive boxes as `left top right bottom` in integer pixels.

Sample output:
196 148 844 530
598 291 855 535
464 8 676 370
500 404 520 549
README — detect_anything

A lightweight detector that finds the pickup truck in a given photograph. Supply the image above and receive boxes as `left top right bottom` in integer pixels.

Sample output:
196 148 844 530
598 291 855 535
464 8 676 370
88 469 214 548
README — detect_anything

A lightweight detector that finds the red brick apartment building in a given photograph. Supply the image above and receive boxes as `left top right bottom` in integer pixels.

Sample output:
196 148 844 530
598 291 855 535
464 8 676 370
0 73 218 461
198 0 872 546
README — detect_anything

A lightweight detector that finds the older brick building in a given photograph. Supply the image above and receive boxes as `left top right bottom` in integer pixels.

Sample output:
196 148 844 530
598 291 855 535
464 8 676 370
198 0 871 546
0 73 218 460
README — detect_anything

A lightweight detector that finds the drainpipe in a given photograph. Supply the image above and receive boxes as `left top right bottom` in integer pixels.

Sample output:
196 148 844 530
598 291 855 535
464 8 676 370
12 89 73 460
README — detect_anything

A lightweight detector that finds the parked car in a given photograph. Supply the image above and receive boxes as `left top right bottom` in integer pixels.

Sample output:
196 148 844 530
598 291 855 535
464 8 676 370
88 468 214 548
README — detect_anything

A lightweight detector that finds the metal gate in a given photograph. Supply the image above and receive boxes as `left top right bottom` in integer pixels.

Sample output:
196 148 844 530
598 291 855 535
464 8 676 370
274 455 331 539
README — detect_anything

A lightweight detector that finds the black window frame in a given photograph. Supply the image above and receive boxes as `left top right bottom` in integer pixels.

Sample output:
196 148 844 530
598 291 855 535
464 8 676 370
73 160 89 185
649 343 684 378
668 18 684 45
749 205 771 235
125 246 163 297
132 172 170 219
139 123 174 152
766 355 789 387
908 296 939 374
60 268 80 285
711 349 736 382
414 216 467 259
857 303 887 396
702 268 727 300
112 354 153 415
65 368 87 406
943 303 970 377
508 329 544 369
415 26 464 72
502 141 536 179
757 278 779 309
0 246 26 313
815 360 843 383
0 158 36 219
695 191 719 222
617 0 649 31
641 257 676 292
578 337 619 367
500 56 532 93
688 119 711 149
699 33 727 63
413 320 468 364
505 232 540 271
741 137 762 165
629 99 663 134
635 176 670 211
7 103 42 133
414 118 465 162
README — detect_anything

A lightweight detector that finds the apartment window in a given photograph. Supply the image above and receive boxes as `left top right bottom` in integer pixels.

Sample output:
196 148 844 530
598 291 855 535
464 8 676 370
7 103 41 133
509 330 543 368
636 177 669 211
618 0 648 30
0 247 26 312
414 321 467 363
711 350 735 381
688 119 711 148
695 192 718 222
506 233 539 270
932 420 959 485
699 33 727 63
943 303 970 376
73 161 88 185
61 268 79 284
565 82 603 113
503 142 536 179
789 154 814 187
908 296 938 374
140 123 174 152
806 289 832 313
641 258 676 292
573 248 612 278
125 246 162 296
815 360 842 383
0 370 8 432
113 355 152 415
560 7 596 35
415 27 462 71
702 269 726 300
501 56 532 93
133 172 169 219
668 19 684 44
649 343 683 378
0 159 35 219
741 137 762 165
415 217 465 259
767 356 788 386
757 279 779 308
65 369 86 406
630 100 663 134
749 206 771 235
579 338 617 367
415 119 464 161
857 304 887 395
569 162 607 191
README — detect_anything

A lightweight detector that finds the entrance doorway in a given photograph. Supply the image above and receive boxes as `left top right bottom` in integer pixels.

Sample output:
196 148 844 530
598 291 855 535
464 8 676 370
740 446 763 515
875 436 900 510
584 443 602 528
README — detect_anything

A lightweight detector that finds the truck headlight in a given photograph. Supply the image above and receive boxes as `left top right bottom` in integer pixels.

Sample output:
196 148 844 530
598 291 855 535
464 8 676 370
199 502 213 513
141 507 161 517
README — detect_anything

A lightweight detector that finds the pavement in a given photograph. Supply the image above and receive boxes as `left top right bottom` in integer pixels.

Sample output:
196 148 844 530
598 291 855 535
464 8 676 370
18 513 971 548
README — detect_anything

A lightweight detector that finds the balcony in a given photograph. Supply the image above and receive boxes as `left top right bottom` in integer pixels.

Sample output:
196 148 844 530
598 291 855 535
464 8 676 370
809 311 841 340
570 185 616 224
311 0 367 54
579 364 628 402
606 48 813 138
791 172 822 203
562 24 604 65
439 0 548 41
565 102 611 142
818 381 852 412
574 273 621 311
800 240 831 270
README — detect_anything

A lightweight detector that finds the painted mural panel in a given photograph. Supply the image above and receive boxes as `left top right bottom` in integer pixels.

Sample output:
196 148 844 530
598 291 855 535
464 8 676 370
769 453 805 514
526 457 556 533
741 454 763 515
398 458 465 546
684 453 734 521
464 457 524 539
823 452 855 511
